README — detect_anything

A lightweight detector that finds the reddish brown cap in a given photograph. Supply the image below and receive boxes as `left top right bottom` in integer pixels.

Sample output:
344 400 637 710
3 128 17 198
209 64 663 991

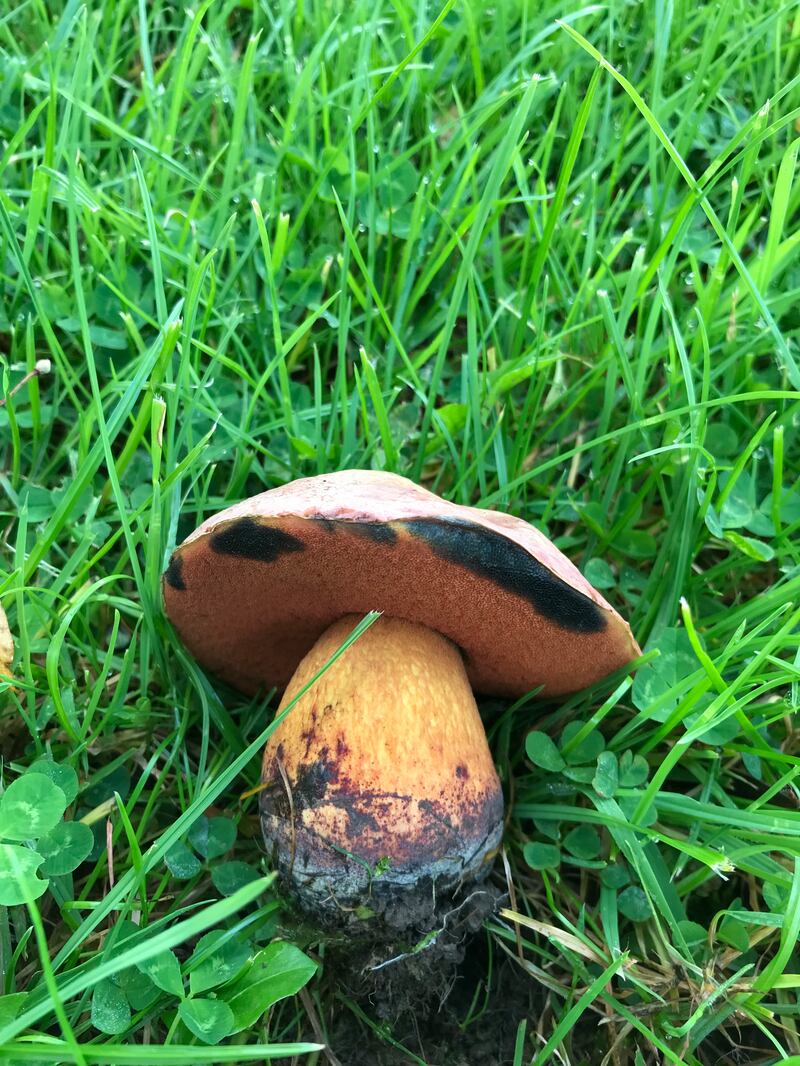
163 470 639 698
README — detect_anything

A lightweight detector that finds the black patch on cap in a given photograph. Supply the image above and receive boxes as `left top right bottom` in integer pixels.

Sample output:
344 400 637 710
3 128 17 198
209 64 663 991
347 521 398 545
164 553 186 591
209 518 305 562
403 518 606 634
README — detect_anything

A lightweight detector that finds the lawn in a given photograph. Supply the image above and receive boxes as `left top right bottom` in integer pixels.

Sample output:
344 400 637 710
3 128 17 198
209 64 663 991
1 0 800 1062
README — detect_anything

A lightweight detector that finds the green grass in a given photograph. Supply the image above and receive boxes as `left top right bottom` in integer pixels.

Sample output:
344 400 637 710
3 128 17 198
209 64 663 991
1 0 800 1062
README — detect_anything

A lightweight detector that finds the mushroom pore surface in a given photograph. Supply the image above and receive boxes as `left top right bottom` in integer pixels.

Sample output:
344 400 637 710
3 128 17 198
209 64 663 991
260 614 503 923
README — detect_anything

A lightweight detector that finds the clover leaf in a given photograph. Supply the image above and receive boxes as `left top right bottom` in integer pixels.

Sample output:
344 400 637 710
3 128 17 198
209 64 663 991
37 821 94 876
0 775 66 841
0 844 48 906
179 998 235 1044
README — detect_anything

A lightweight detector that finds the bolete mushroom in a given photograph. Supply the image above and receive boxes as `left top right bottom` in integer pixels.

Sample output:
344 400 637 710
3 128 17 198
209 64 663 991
163 470 638 926
0 603 12 680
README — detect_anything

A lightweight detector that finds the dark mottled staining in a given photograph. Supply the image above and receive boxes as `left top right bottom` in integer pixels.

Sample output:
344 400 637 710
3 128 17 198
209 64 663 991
346 521 398 545
403 518 606 634
304 516 397 543
308 514 337 533
293 751 339 805
209 517 305 562
164 553 186 591
455 764 468 779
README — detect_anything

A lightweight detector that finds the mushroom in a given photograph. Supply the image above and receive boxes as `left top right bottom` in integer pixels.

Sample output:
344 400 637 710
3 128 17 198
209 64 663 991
0 603 12 680
163 470 638 927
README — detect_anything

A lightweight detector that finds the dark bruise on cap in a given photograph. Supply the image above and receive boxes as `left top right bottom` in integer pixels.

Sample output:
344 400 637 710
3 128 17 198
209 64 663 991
162 469 640 699
402 518 605 634
346 521 398 545
164 552 186 591
209 517 305 562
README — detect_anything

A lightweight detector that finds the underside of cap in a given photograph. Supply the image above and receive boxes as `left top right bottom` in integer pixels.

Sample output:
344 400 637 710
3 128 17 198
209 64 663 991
163 470 640 698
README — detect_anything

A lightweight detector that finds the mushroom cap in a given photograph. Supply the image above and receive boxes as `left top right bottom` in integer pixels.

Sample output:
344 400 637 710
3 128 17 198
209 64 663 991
163 469 639 698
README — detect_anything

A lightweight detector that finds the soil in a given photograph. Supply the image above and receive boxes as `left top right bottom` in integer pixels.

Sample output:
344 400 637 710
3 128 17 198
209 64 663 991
275 885 543 1066
323 943 539 1066
329 884 506 1020
270 873 781 1065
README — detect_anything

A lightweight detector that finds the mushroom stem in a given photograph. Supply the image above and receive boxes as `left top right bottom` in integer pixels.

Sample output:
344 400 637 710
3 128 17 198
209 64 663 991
260 615 503 924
